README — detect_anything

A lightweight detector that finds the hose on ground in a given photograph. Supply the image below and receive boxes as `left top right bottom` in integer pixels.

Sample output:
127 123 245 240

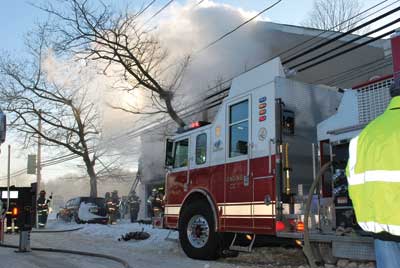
303 161 332 268
31 227 83 233
0 243 133 268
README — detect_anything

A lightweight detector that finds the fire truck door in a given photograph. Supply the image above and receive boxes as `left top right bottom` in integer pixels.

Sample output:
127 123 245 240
188 131 210 190
224 97 253 231
165 137 190 213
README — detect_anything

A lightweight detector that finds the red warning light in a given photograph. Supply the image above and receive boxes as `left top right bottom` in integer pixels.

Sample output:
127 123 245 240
259 116 266 122
276 221 285 232
190 122 201 128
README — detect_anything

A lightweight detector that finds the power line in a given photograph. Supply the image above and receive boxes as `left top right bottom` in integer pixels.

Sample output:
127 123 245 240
182 1 399 100
333 61 393 86
164 0 395 77
143 0 174 25
197 0 282 53
136 0 158 18
150 0 393 109
282 4 400 65
289 16 400 70
194 0 206 8
156 0 283 76
313 54 392 85
280 0 396 61
297 29 396 73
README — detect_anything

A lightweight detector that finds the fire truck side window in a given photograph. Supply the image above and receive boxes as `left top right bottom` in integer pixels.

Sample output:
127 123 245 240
196 134 207 165
173 139 189 168
229 100 249 157
283 110 295 135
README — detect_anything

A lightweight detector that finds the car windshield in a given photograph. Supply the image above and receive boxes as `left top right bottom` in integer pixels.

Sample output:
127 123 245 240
80 197 106 208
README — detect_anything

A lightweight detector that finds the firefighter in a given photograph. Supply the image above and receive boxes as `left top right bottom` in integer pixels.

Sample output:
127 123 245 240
106 190 120 224
111 190 120 220
37 190 52 228
147 188 164 218
119 196 129 219
128 191 140 223
346 78 400 268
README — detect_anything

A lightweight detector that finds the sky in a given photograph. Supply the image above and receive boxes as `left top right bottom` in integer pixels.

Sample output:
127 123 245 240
0 0 314 54
0 0 396 188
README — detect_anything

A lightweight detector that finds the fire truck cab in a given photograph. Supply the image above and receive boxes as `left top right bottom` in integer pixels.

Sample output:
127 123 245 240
163 57 343 259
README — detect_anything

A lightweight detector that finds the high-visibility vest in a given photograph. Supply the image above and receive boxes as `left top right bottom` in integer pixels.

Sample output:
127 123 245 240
346 96 400 236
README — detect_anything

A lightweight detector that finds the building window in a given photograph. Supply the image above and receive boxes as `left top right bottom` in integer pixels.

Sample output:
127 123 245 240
196 134 207 165
229 100 249 157
173 139 189 168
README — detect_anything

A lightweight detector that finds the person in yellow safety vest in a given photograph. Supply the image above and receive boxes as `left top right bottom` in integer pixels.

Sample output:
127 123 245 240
346 78 400 268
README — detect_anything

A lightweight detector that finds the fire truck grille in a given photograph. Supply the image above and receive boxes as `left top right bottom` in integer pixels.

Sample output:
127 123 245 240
357 78 393 124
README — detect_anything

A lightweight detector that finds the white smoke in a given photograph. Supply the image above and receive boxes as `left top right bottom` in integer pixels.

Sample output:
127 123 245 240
156 0 272 100
7 1 276 191
138 0 275 181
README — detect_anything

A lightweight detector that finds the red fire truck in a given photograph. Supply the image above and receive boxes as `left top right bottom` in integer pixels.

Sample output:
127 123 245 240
162 57 343 260
161 32 400 261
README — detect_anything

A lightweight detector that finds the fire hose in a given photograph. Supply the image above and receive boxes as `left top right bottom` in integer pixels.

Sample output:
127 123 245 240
303 161 332 268
0 226 132 268
0 243 133 268
31 227 83 233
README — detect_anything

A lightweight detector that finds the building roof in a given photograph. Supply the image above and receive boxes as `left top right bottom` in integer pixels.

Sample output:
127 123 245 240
255 21 392 89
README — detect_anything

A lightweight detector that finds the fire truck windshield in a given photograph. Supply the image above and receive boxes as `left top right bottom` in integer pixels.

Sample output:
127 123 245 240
173 139 189 168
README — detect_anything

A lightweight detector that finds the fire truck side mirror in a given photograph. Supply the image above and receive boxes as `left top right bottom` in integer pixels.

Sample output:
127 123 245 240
165 139 174 168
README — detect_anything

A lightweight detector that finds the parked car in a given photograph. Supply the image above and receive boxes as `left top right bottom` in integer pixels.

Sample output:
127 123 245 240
57 197 108 224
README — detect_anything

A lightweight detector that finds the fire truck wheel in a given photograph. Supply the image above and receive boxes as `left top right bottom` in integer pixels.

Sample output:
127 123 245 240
318 242 337 265
179 201 220 260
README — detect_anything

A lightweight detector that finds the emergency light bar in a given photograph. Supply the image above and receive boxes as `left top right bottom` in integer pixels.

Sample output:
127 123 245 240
177 121 210 133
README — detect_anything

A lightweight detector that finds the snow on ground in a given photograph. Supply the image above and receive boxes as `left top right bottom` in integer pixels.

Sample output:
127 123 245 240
77 219 178 244
1 219 376 268
0 247 119 268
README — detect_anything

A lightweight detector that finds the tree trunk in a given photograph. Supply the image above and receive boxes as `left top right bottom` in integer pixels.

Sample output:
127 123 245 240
165 97 186 127
84 158 98 198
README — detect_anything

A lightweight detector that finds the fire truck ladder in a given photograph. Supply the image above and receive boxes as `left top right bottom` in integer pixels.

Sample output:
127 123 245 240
128 171 141 197
229 233 256 252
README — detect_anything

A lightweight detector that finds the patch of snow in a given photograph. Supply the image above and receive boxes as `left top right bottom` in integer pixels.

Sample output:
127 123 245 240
77 220 178 248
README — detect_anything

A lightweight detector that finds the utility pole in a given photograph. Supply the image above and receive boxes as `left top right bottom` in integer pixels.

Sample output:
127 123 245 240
6 144 10 212
35 111 42 228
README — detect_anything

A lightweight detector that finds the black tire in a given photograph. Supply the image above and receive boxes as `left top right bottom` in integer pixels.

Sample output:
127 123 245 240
179 200 220 260
318 242 337 265
74 213 82 224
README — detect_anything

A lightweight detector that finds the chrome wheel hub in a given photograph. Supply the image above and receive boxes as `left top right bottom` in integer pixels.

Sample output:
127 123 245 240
187 215 210 248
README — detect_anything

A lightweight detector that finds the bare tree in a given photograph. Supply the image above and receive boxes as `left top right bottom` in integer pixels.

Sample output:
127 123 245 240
0 26 104 197
302 0 363 32
38 0 188 127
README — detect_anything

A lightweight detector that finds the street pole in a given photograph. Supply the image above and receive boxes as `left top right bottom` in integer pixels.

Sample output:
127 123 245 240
35 111 42 228
7 144 10 212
